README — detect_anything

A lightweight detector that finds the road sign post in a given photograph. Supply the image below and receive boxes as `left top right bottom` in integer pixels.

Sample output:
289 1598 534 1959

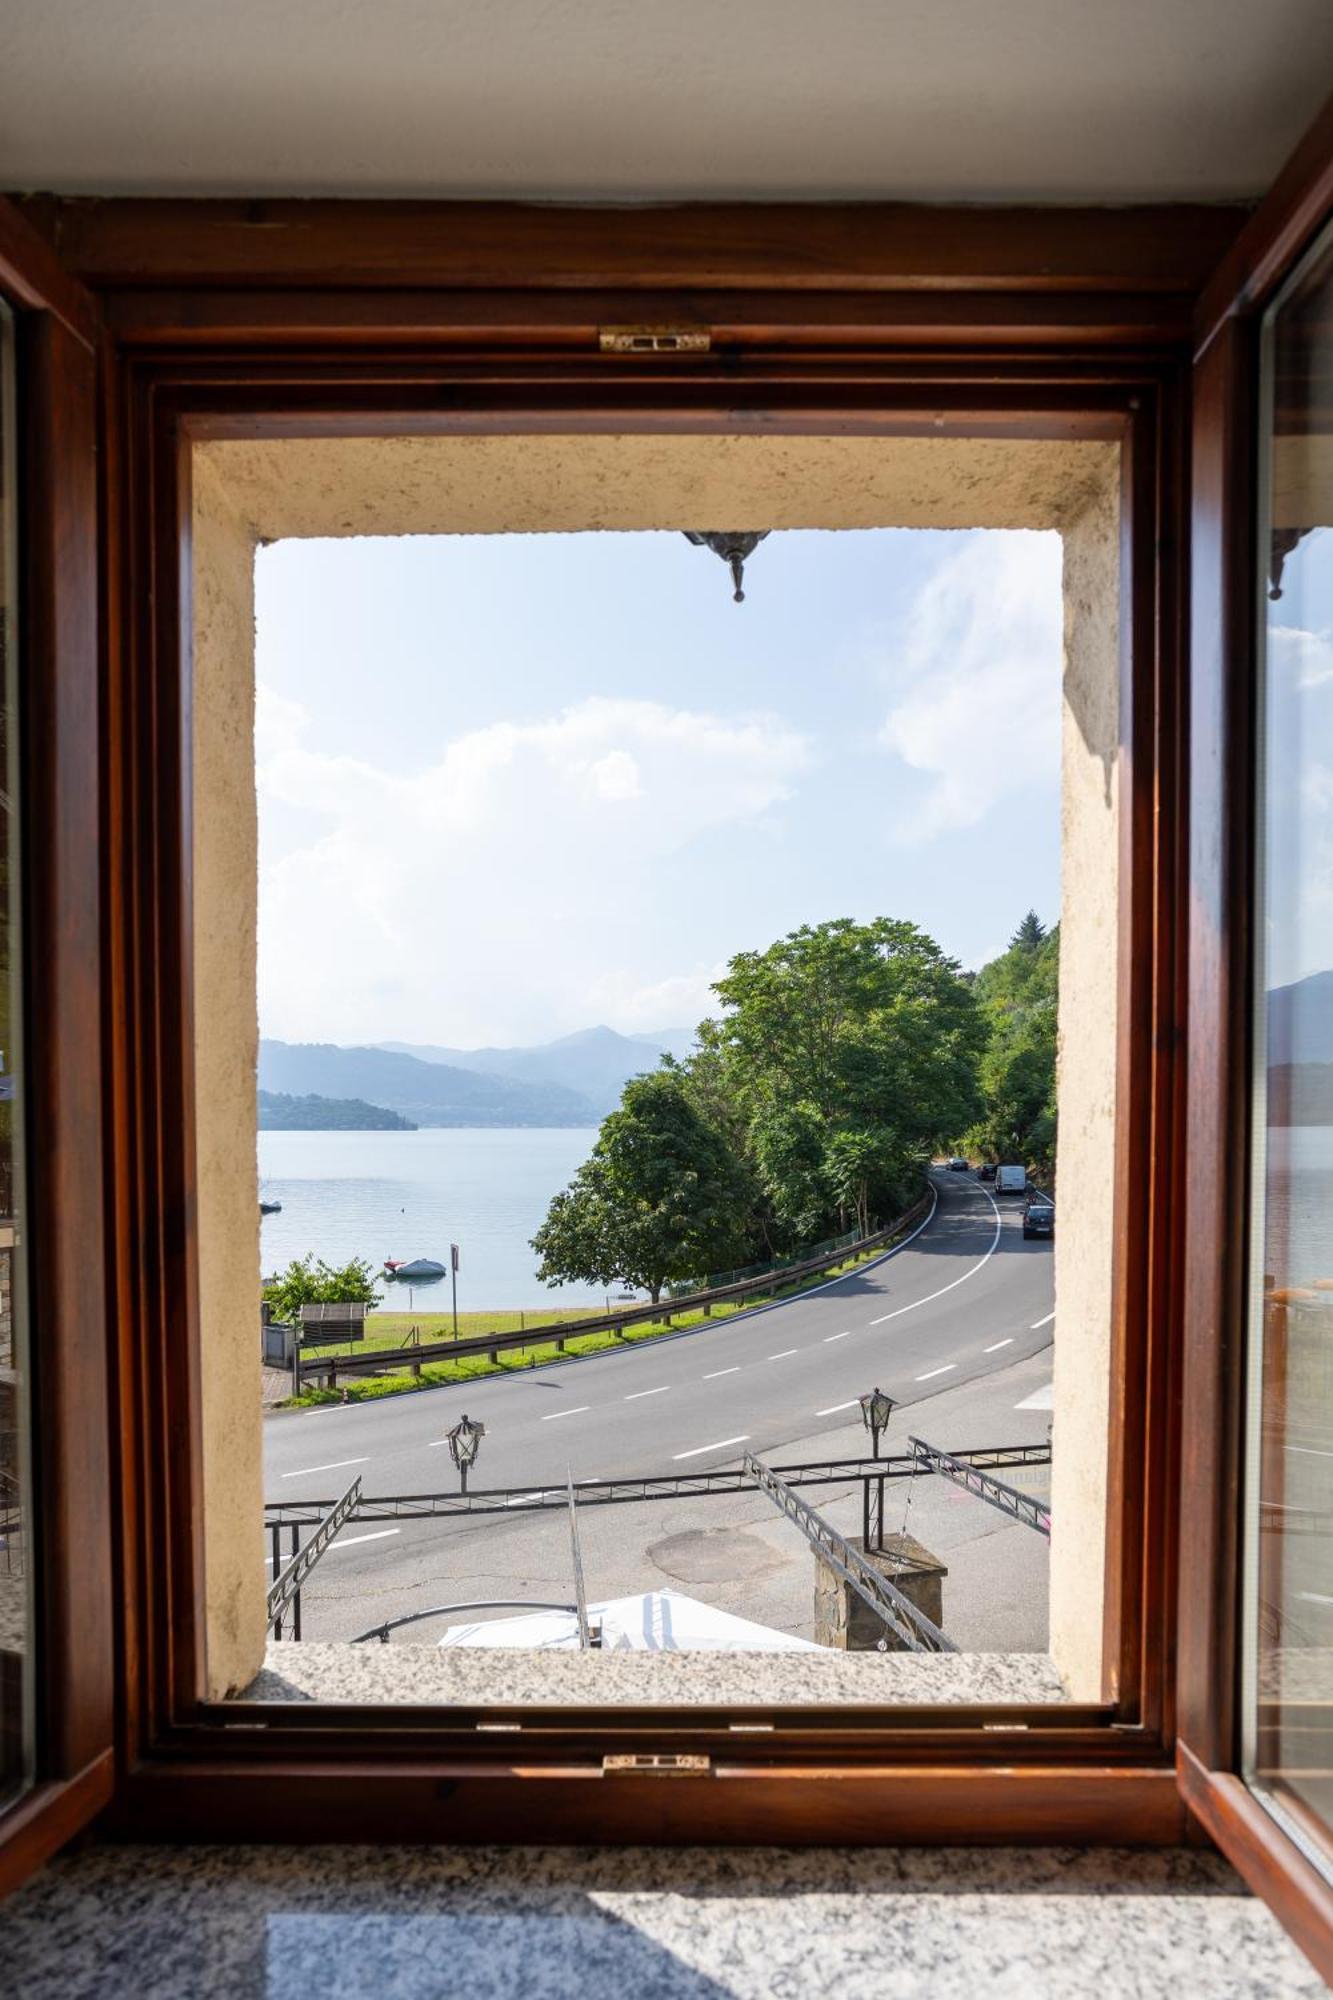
451 1241 460 1337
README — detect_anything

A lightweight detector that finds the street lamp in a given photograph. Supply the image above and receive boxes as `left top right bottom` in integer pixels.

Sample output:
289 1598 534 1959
445 1412 486 1494
859 1386 896 1460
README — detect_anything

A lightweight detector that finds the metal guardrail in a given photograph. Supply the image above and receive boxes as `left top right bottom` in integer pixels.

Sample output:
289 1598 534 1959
744 1452 957 1655
292 1188 935 1390
264 1443 1050 1528
908 1437 1052 1538
266 1476 362 1638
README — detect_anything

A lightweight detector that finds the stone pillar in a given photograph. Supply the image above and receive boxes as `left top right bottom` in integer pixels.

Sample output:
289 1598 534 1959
814 1532 948 1651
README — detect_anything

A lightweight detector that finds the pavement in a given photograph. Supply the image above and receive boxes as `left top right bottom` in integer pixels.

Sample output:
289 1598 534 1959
263 1172 1058 1648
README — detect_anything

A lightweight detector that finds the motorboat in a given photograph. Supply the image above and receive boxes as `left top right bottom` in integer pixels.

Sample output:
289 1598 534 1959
259 1199 282 1215
383 1257 446 1281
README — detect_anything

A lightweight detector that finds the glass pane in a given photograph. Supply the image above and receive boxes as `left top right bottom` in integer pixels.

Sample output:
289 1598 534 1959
0 298 33 1812
1246 218 1333 1869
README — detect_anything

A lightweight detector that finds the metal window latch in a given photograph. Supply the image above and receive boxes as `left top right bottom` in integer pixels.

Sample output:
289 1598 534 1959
602 1753 712 1777
599 327 711 354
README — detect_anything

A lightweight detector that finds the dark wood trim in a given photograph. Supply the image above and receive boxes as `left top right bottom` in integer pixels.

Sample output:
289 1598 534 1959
0 224 114 1898
18 197 1247 299
1179 1744 1333 1985
113 1759 1184 1849
0 1753 114 1901
0 199 99 351
1195 91 1333 356
1178 316 1255 1772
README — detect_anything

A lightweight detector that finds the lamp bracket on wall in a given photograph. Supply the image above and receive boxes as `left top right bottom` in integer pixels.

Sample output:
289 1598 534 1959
683 530 771 603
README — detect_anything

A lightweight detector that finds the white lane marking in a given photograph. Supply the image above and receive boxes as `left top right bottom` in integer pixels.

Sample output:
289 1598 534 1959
915 1364 956 1382
704 1367 740 1379
816 1399 861 1416
768 1349 799 1360
824 1331 852 1343
1287 1445 1333 1459
280 1457 369 1480
1298 1591 1333 1605
330 1529 400 1550
503 1489 561 1507
625 1386 670 1401
1031 1311 1055 1330
985 1338 1014 1353
1015 1383 1055 1410
869 1184 1002 1327
541 1405 590 1421
672 1435 750 1460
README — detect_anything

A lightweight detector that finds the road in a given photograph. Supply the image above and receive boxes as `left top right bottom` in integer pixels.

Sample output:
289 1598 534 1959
265 1170 1052 1504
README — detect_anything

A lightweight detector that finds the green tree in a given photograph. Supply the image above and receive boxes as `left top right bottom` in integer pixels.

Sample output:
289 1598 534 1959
966 921 1059 1173
1011 909 1048 951
262 1253 383 1326
701 917 984 1235
531 1069 753 1302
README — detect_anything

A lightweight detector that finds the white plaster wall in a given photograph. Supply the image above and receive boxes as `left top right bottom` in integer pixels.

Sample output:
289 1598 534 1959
194 431 1119 1697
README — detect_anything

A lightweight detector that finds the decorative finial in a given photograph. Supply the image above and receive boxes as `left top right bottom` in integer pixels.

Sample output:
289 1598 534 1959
683 531 771 604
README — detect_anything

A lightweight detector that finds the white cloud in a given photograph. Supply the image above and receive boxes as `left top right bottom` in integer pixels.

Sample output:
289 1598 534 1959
258 695 809 1046
877 531 1062 841
1269 623 1333 690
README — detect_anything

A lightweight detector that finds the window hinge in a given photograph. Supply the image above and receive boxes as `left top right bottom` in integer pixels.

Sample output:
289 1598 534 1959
602 1753 712 1777
599 326 711 355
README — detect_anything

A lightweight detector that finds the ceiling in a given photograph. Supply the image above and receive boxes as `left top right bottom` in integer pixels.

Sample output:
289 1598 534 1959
2 0 1331 203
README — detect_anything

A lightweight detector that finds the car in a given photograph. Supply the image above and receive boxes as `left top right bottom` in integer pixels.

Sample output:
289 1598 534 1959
947 1155 969 1172
978 1163 997 1182
1023 1197 1055 1240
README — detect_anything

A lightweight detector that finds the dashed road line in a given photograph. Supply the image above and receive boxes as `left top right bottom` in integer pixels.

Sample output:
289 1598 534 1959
672 1435 749 1461
541 1405 591 1421
915 1363 956 1382
768 1349 799 1360
816 1399 860 1416
280 1457 368 1480
703 1367 740 1379
984 1338 1014 1353
823 1331 852 1343
625 1386 670 1401
330 1529 400 1551
1031 1311 1055 1330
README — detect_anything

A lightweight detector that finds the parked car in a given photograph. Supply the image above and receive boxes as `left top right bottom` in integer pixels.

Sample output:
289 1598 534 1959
978 1163 997 1182
1023 1196 1055 1240
947 1155 969 1172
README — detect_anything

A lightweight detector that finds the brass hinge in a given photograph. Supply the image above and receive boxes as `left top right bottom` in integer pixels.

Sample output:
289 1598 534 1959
599 326 711 355
602 1752 712 1777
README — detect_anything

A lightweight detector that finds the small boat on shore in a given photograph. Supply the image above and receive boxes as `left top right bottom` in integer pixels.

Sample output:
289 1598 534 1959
260 1199 282 1215
383 1257 446 1282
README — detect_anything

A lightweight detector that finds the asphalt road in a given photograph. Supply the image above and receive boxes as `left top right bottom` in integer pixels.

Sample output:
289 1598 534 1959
264 1170 1053 1506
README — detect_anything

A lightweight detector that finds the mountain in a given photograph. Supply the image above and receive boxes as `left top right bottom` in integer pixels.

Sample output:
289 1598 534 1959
1268 970 1333 1067
375 1024 697 1118
258 1041 598 1127
257 1090 417 1132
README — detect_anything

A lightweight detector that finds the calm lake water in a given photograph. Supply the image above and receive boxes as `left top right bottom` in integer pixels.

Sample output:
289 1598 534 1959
257 1127 603 1309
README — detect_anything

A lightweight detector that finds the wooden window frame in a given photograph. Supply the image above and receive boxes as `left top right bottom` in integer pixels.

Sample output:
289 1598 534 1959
8 181 1306 1863
1178 97 1333 1981
0 203 115 1895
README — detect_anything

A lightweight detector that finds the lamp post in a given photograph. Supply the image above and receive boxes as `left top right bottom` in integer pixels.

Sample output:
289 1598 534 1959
859 1385 896 1461
445 1412 485 1495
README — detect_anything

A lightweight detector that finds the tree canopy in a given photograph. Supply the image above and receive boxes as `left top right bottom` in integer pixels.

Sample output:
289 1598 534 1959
531 1068 755 1302
262 1254 383 1326
964 922 1059 1172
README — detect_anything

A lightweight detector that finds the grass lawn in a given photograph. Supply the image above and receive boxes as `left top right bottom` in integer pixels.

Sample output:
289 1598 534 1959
283 1232 910 1409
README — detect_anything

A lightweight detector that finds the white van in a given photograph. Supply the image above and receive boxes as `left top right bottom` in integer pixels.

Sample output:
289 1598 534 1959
995 1164 1028 1196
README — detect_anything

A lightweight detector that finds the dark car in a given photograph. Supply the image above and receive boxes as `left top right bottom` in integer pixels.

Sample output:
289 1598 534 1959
947 1155 969 1172
1023 1197 1055 1240
978 1163 997 1182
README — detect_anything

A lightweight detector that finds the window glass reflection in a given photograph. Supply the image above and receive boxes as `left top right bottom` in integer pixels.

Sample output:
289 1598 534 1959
1248 220 1333 1868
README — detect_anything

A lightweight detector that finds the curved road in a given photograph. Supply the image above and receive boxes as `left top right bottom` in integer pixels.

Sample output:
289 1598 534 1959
264 1172 1053 1504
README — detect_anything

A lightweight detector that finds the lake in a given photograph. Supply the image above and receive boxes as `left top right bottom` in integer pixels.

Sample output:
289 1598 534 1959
257 1127 603 1308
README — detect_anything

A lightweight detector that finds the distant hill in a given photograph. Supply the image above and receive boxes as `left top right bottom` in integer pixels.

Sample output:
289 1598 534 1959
258 1041 598 1127
1269 969 1333 1067
258 1090 417 1132
375 1024 697 1119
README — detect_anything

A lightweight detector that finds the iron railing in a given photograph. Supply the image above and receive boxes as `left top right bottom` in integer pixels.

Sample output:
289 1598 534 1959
908 1436 1052 1538
267 1476 362 1639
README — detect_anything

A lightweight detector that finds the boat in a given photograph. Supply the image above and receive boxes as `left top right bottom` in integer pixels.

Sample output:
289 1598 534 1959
260 1199 282 1215
383 1257 446 1282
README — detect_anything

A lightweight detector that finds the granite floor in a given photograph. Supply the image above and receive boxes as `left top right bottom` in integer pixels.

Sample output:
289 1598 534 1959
0 1843 1322 1999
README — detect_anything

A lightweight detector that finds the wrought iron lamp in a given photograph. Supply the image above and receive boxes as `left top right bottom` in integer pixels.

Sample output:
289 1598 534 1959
859 1386 896 1461
683 530 770 603
445 1412 486 1494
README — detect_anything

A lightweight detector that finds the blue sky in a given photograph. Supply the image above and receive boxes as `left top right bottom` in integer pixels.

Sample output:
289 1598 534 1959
255 527 1063 1048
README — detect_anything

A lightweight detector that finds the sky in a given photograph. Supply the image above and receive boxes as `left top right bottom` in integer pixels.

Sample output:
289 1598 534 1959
255 526 1064 1049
